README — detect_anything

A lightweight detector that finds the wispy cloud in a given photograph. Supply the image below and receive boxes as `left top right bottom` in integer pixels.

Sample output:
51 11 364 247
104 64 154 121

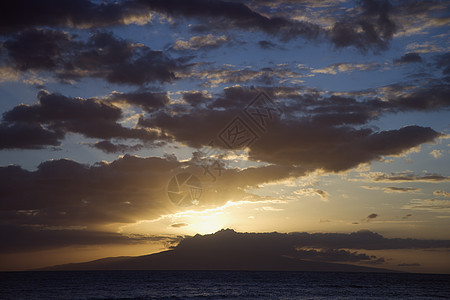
403 199 450 213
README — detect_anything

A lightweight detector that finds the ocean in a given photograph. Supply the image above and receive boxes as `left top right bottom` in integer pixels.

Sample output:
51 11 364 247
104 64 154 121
1 271 449 299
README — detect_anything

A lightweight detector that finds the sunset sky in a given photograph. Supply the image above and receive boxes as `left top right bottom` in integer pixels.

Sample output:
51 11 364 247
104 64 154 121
0 0 449 273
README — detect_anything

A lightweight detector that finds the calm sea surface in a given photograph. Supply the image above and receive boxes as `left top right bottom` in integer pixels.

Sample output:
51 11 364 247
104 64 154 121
1 271 449 299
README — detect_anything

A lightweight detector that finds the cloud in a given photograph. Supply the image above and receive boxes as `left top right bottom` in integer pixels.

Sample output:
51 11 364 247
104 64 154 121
140 0 321 42
0 156 179 227
393 52 422 66
0 90 161 149
3 28 74 71
139 86 442 172
392 0 449 37
383 187 421 193
3 29 190 86
294 248 384 264
139 0 398 52
0 0 152 34
402 199 450 213
182 91 212 107
107 91 170 112
174 34 229 50
258 40 282 50
176 229 450 252
88 140 144 154
4 83 443 165
365 213 378 222
311 62 381 75
430 149 443 159
434 53 450 77
386 84 450 111
406 41 447 53
0 66 20 82
0 123 64 149
295 188 329 201
0 154 306 230
329 0 396 52
402 214 412 219
248 123 439 172
373 172 450 182
361 185 381 190
434 190 450 198
178 0 396 51
0 153 319 254
360 186 421 193
171 223 189 228
2 0 447 57
184 65 306 86
0 224 181 254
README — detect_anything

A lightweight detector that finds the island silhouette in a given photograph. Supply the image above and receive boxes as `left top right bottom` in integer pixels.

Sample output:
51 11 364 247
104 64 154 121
37 229 406 272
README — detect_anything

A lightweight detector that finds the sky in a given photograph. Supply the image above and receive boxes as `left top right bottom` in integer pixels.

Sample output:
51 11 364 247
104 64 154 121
0 0 449 273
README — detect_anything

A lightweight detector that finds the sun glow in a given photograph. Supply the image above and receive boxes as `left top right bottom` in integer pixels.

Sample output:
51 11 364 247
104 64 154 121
189 213 228 234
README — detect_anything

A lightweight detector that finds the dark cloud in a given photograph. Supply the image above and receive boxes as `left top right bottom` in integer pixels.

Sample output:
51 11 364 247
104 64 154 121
329 0 396 52
373 172 450 182
247 123 439 172
258 40 281 49
207 86 260 109
387 84 450 110
392 0 450 39
182 91 211 107
139 0 321 42
0 223 182 253
295 248 383 264
139 107 240 149
383 186 421 193
402 214 412 219
140 0 400 52
332 82 450 112
0 155 304 229
140 86 442 172
397 263 420 267
171 223 189 228
89 140 144 154
434 53 450 81
0 0 149 34
0 90 162 149
433 190 450 198
3 0 446 56
3 29 73 70
0 156 180 228
3 29 190 85
365 213 378 222
393 52 422 66
0 123 64 149
107 91 170 112
384 187 421 193
177 229 450 253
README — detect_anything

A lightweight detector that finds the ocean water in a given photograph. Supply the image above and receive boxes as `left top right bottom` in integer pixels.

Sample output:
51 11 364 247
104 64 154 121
1 271 449 299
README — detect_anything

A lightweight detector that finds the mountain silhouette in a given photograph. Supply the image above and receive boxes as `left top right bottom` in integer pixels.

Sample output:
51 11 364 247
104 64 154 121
38 229 400 272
